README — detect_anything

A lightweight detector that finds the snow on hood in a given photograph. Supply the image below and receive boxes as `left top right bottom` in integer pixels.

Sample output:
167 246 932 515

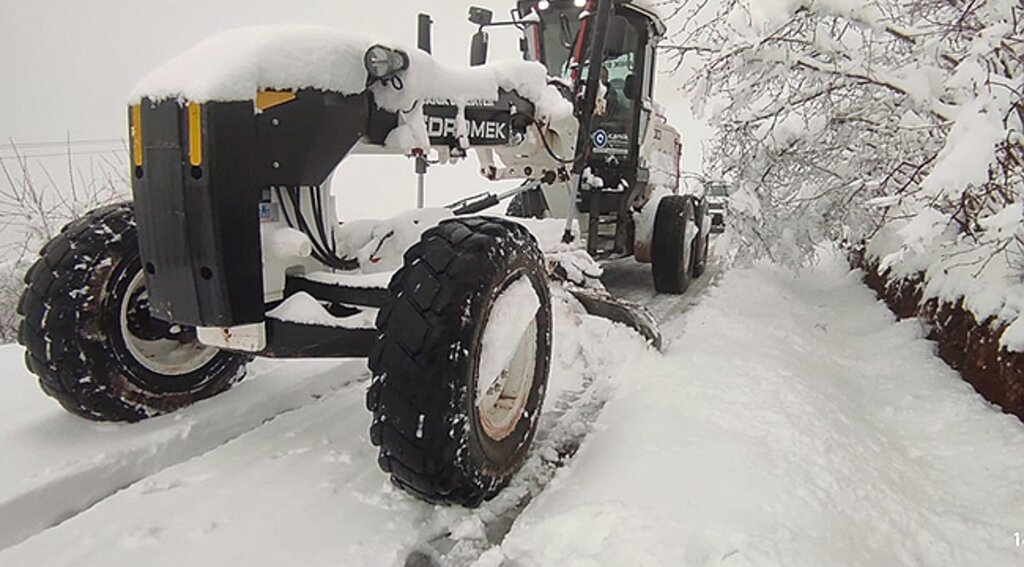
129 27 377 104
129 25 559 117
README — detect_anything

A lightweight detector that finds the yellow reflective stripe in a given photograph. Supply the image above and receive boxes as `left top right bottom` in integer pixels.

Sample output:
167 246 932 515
188 102 203 167
255 90 296 111
130 104 143 167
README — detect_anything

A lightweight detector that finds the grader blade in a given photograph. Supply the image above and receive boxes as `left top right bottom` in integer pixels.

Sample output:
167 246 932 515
566 286 663 351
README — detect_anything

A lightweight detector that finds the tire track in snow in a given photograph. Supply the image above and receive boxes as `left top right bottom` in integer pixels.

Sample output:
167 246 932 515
403 360 617 567
0 368 434 567
601 247 726 330
0 358 367 551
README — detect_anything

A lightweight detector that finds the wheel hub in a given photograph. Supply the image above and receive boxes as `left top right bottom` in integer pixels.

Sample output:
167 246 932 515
119 271 219 376
476 280 541 442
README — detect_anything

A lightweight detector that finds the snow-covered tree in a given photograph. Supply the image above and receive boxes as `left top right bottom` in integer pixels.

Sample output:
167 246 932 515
666 0 1022 267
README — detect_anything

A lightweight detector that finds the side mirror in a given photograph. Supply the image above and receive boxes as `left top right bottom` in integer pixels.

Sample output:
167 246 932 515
418 14 433 54
470 30 490 66
624 74 641 101
469 6 494 26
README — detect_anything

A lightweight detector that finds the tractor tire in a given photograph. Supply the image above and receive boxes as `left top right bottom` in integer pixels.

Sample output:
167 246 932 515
652 195 695 294
691 198 711 279
368 217 552 506
17 203 250 422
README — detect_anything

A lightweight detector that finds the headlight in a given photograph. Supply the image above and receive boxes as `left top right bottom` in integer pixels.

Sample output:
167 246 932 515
364 45 410 80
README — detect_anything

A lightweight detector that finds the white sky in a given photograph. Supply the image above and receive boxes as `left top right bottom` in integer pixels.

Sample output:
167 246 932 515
0 0 707 219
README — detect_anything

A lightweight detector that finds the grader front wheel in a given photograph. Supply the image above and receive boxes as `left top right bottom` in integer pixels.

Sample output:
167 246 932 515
367 217 552 506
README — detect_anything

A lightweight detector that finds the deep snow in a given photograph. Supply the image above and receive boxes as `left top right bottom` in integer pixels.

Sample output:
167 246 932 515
1 254 1022 566
495 256 1024 566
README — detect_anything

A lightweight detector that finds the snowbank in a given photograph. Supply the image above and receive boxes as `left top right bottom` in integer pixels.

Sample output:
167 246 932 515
866 211 1024 352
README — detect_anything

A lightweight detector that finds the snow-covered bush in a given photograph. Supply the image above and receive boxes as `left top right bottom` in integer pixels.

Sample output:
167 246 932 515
0 144 128 341
667 0 1023 346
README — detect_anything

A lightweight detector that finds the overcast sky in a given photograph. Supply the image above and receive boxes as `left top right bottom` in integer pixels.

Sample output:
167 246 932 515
0 0 706 218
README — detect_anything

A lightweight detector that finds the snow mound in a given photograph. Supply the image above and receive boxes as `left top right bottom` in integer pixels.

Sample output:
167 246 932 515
266 292 376 328
129 25 574 155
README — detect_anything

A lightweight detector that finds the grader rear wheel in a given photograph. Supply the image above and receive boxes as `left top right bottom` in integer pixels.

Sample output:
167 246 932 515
17 203 250 422
652 195 696 294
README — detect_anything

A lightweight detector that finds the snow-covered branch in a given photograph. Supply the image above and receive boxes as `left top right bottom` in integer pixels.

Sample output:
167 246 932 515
667 0 1021 264
0 142 128 340
666 0 1022 343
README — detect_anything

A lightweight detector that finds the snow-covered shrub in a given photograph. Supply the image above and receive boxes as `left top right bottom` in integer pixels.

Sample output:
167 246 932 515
0 143 128 341
667 0 1023 346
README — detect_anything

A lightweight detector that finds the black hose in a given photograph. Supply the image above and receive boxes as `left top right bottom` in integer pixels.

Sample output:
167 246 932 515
533 121 584 165
276 186 354 271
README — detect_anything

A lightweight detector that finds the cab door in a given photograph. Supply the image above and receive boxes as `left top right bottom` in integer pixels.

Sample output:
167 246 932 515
589 14 646 167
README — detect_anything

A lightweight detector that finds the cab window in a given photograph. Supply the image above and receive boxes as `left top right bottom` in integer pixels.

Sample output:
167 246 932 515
525 3 584 79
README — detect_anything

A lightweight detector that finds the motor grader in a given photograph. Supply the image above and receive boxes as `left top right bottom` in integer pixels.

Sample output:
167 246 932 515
17 0 710 506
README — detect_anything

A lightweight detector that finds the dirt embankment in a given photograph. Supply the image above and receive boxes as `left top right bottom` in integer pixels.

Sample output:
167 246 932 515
854 252 1024 423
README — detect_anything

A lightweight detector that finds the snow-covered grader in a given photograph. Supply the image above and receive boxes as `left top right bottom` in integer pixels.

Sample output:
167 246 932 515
17 0 711 505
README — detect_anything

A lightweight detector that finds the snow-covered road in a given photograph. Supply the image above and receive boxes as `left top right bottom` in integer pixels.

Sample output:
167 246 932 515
2 256 1022 566
498 258 1024 566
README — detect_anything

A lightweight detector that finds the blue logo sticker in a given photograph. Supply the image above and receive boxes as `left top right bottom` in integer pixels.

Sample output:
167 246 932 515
592 129 608 149
259 202 276 223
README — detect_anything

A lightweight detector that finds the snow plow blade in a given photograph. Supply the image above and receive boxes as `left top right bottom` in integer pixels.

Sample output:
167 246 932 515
567 287 663 351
